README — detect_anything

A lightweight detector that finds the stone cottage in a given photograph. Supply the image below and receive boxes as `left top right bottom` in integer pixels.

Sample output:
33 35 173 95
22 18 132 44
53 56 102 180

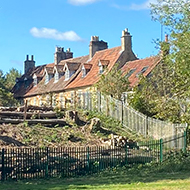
12 28 161 107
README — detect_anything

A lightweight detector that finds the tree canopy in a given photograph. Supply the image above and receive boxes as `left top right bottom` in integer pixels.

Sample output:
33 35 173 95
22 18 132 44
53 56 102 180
95 64 130 100
0 68 21 107
129 0 190 123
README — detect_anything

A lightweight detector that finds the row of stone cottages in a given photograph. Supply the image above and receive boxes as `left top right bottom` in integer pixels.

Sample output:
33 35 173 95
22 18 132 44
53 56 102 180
12 28 162 108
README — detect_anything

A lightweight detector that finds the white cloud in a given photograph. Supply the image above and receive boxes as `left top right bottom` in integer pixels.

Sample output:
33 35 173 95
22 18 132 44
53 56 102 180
130 0 157 10
30 27 82 41
67 0 101 6
112 0 157 11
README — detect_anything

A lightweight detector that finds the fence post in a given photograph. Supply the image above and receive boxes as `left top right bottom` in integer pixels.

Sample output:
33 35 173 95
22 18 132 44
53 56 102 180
86 147 90 174
1 148 5 181
183 129 187 154
160 139 163 162
125 145 128 165
121 97 124 127
45 147 49 178
146 116 148 137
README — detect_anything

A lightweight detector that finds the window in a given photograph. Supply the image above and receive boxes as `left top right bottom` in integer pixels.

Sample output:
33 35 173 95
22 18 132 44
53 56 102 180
99 65 103 74
45 74 49 84
65 69 70 81
34 97 37 106
33 77 37 86
125 68 136 78
141 66 149 73
60 93 64 108
45 73 53 84
39 97 42 106
82 67 86 78
54 72 59 83
136 66 149 77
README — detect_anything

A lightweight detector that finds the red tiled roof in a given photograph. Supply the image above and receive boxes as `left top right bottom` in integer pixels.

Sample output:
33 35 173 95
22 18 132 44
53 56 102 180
12 65 46 98
99 60 110 66
24 56 89 97
65 46 122 90
18 46 159 98
121 56 161 87
45 67 54 74
54 65 65 73
83 63 92 70
66 62 80 71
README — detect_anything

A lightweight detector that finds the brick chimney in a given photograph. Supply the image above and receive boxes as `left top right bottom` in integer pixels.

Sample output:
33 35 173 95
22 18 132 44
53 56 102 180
66 48 73 59
89 36 108 59
24 55 35 74
121 28 132 52
160 34 170 57
54 47 66 65
54 47 73 64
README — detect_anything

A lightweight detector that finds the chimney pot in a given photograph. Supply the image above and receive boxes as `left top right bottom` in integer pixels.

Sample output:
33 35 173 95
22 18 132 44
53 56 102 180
165 34 168 42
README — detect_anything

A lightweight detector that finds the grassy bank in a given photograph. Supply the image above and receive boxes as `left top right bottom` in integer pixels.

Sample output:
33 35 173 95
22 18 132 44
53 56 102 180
1 171 190 190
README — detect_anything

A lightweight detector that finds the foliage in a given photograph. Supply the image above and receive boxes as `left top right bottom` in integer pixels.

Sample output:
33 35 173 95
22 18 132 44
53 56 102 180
130 0 190 123
0 68 21 106
95 63 130 100
54 106 64 118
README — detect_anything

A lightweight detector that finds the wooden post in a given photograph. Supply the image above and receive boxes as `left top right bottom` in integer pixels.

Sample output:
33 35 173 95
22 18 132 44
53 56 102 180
1 148 5 181
24 100 28 121
160 139 163 163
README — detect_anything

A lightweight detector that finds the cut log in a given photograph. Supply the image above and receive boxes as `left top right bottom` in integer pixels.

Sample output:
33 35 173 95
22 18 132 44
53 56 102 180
0 111 57 119
0 118 67 125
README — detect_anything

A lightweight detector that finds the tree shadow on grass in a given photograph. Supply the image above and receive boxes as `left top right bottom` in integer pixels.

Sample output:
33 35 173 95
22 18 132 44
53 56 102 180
0 136 25 146
1 170 190 190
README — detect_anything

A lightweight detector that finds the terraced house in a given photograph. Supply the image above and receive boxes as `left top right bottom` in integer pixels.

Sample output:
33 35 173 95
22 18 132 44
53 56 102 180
12 29 161 107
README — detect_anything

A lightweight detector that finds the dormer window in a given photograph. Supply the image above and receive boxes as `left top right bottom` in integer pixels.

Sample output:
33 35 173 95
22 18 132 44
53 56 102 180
141 66 149 73
98 61 103 74
53 65 64 83
54 71 59 83
98 60 109 74
45 74 49 84
65 69 70 81
81 64 92 78
33 74 38 86
44 67 54 84
136 66 149 77
64 62 80 81
82 66 86 78
45 72 53 84
125 68 136 78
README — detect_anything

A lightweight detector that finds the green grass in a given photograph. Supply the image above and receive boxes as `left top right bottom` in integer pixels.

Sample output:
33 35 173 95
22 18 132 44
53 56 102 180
1 171 190 190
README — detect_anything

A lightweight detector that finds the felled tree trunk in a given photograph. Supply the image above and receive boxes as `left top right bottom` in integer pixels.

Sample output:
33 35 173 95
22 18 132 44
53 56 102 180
65 110 79 124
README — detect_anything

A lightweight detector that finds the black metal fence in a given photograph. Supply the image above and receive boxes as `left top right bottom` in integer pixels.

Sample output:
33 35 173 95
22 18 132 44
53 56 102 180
0 131 187 181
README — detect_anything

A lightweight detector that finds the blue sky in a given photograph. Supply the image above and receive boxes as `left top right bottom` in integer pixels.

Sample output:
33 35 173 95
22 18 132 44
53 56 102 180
0 0 163 74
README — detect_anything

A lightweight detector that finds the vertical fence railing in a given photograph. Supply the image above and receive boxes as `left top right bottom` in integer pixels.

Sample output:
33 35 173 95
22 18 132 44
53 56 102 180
0 132 187 181
75 92 187 140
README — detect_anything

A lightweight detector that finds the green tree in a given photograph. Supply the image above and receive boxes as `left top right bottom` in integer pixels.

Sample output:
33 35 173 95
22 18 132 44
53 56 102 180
151 0 190 99
129 0 190 123
5 68 21 90
0 68 21 107
95 64 130 100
